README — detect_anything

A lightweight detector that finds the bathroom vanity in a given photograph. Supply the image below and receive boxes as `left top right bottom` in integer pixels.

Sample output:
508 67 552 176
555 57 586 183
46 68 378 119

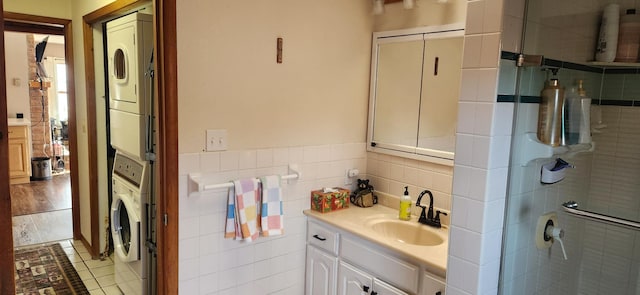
8 119 31 184
304 205 447 295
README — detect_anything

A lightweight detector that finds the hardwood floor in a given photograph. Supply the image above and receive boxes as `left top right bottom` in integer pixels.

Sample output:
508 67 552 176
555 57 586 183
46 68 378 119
10 173 72 216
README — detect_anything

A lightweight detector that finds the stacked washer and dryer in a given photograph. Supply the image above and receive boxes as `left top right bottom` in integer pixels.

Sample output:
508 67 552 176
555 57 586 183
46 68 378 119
106 12 153 295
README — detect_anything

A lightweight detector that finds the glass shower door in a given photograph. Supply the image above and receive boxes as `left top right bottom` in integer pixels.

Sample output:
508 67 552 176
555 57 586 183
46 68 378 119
499 0 640 294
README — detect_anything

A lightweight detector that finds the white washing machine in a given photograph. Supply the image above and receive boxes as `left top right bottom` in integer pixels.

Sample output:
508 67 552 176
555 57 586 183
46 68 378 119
107 12 153 160
111 152 148 295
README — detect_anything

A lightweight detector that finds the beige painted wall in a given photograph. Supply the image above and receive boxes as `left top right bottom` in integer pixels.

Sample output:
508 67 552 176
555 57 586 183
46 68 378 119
177 0 374 153
4 32 30 119
4 0 71 18
69 0 117 248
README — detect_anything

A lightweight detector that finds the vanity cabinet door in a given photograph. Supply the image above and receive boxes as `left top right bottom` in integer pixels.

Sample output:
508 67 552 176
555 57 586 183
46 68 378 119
305 245 338 295
420 272 446 295
338 261 374 295
373 278 410 295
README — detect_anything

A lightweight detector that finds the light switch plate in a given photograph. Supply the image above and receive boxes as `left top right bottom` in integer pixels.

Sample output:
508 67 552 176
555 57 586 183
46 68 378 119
206 129 227 151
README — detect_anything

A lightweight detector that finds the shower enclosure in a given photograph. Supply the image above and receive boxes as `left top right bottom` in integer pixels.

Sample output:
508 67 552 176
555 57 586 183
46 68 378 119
499 0 640 294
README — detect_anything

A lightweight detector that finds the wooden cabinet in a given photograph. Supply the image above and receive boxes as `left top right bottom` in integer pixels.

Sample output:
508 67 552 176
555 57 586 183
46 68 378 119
8 125 30 184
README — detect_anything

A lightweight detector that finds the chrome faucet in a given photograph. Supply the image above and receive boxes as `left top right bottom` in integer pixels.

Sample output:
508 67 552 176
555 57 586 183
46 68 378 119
416 189 447 228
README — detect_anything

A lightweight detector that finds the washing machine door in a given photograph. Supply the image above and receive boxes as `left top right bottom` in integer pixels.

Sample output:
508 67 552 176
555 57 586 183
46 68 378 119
111 193 140 262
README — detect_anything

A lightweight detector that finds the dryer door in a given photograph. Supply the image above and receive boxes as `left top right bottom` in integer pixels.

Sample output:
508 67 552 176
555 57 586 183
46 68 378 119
111 193 140 262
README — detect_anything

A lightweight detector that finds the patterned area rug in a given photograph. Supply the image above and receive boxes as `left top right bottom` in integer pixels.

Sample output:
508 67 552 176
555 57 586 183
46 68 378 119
14 243 89 295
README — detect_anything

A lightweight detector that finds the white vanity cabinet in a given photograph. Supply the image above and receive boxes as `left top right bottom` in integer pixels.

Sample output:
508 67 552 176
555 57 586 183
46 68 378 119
421 272 446 295
338 261 409 295
306 221 340 295
306 245 338 295
305 219 446 295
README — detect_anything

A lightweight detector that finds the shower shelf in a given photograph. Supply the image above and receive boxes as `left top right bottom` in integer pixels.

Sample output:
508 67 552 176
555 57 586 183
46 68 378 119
520 133 594 165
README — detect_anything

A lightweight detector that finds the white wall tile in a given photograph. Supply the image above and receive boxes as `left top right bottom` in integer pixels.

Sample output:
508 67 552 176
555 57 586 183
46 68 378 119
180 143 371 292
199 272 219 294
220 151 239 171
457 102 475 134
238 150 257 169
447 256 480 294
480 33 501 68
179 153 200 175
474 102 495 136
463 35 483 69
178 277 199 295
460 69 481 102
477 69 499 102
484 0 503 33
465 0 484 35
449 227 483 264
471 135 491 169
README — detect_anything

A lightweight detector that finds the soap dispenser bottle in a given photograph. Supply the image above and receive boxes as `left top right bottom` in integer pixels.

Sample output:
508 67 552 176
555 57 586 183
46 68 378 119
399 186 412 221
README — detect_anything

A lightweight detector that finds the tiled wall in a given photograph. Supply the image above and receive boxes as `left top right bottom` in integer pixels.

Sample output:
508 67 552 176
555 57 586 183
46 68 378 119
177 143 366 294
446 0 513 294
498 0 640 293
576 106 640 294
365 152 453 218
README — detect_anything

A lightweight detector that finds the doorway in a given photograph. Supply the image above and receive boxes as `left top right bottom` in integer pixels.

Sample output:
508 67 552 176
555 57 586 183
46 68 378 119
6 31 74 247
3 14 81 249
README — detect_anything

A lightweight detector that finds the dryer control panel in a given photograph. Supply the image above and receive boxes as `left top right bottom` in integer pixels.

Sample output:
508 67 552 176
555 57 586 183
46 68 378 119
113 152 145 189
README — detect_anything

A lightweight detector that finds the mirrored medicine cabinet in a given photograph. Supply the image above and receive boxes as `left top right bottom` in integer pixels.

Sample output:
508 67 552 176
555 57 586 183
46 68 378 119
367 25 464 166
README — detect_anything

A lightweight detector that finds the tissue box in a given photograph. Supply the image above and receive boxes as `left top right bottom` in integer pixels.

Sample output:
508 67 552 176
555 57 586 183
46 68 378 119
310 188 350 213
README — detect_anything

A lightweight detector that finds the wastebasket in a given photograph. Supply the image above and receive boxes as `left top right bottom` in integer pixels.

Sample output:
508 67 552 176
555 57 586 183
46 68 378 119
31 157 52 181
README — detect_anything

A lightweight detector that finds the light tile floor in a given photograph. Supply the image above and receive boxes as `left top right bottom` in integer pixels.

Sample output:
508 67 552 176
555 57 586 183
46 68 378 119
59 239 123 295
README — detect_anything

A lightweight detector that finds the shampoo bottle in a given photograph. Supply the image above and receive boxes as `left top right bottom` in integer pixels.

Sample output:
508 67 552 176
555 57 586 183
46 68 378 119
399 186 411 221
538 77 565 146
577 81 592 144
596 4 620 62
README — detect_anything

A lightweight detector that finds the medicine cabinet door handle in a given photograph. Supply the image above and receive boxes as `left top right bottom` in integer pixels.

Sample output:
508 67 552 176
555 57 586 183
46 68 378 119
434 57 439 76
312 234 326 241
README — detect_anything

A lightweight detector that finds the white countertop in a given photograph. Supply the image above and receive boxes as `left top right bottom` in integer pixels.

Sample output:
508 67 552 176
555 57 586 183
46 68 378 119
304 204 448 277
8 118 31 126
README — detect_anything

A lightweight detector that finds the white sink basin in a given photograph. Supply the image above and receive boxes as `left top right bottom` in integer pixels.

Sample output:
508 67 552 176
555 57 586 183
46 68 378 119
368 219 444 246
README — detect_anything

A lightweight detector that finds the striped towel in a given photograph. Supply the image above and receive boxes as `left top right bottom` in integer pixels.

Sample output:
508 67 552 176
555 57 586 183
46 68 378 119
224 178 261 242
259 175 284 236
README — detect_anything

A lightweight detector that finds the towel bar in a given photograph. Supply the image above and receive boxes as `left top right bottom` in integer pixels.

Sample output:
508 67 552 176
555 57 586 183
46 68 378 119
189 164 301 193
562 201 640 231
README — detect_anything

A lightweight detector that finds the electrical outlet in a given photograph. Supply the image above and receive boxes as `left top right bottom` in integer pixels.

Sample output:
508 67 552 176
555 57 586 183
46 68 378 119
344 168 360 185
206 129 227 151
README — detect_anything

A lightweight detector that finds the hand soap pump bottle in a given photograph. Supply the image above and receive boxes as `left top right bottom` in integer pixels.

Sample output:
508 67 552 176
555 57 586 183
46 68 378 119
399 186 412 221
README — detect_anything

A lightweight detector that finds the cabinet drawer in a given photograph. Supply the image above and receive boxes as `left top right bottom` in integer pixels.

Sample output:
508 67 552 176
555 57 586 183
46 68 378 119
307 221 339 255
341 236 419 294
8 126 27 139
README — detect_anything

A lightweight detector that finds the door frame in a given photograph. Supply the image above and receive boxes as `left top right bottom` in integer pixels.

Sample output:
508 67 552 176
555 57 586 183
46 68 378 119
0 0 178 293
2 12 80 241
82 0 178 293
